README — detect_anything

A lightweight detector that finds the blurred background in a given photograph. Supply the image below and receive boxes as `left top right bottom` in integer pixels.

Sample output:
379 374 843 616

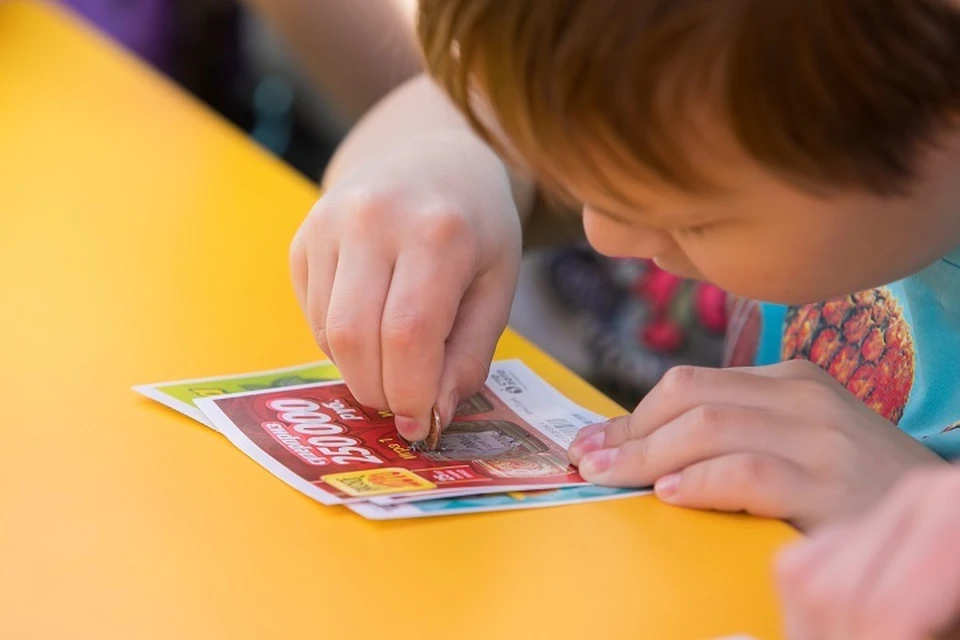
60 0 727 408
59 0 419 180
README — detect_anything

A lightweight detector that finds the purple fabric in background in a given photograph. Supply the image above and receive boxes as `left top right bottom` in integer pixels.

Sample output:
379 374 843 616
62 0 175 71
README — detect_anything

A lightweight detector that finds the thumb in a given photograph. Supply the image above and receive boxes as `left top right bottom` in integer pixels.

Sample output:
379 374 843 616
436 272 513 426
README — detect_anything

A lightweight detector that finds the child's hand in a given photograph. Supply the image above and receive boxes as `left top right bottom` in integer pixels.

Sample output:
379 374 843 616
290 136 522 442
568 360 944 530
777 468 960 639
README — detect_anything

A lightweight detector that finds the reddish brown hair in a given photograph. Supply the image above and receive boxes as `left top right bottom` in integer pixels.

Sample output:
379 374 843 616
417 0 960 201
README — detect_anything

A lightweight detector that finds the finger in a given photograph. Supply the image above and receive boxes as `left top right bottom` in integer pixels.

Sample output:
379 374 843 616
852 478 960 639
569 415 627 465
380 250 473 441
648 452 807 520
289 224 309 314
778 524 854 590
435 268 514 425
577 405 809 487
324 245 393 409
302 238 339 361
585 366 810 454
777 525 856 640
801 491 916 639
781 473 937 640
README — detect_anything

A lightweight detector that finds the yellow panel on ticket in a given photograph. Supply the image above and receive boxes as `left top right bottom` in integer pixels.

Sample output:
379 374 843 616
321 468 437 497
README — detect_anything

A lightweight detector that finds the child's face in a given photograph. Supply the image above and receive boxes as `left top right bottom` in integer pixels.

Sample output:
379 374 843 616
570 127 960 304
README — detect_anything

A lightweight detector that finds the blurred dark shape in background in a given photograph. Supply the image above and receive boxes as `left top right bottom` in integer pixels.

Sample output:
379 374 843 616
61 0 418 180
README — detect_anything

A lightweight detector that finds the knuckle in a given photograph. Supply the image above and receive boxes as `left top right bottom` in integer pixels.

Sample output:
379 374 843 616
420 206 474 247
381 313 431 351
732 453 773 487
791 379 837 412
305 193 342 226
325 320 362 356
810 427 854 471
690 404 728 439
623 437 650 472
659 365 701 395
782 358 826 379
330 187 391 230
678 463 711 497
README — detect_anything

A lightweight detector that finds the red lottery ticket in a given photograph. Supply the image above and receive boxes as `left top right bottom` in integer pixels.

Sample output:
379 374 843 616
196 360 608 504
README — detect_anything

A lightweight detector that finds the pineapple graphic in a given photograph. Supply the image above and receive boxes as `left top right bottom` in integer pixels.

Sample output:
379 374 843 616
724 288 917 424
782 288 916 424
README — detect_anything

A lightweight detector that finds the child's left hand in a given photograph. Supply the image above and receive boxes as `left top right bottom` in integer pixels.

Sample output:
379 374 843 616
776 468 960 639
568 360 944 530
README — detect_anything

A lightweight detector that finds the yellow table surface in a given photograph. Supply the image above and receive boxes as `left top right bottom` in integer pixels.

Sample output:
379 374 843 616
0 2 797 638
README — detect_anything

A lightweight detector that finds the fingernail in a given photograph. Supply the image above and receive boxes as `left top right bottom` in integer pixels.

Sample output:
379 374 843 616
570 430 606 458
579 448 618 477
572 422 606 444
655 473 680 502
395 415 424 441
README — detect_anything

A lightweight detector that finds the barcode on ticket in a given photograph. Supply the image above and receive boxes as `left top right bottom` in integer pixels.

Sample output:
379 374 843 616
545 418 583 445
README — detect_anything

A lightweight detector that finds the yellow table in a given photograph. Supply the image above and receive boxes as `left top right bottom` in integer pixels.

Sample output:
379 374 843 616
0 3 796 638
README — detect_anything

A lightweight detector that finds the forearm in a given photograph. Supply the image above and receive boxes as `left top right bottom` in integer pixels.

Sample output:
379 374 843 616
242 0 421 123
323 74 536 222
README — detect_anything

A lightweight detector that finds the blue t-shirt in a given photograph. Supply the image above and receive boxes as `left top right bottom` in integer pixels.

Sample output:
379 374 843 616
725 246 960 459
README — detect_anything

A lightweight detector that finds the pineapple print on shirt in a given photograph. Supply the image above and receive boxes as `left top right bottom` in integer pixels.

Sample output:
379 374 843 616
781 289 916 424
725 247 960 459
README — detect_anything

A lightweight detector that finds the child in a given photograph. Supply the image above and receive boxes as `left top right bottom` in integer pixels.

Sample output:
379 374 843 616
290 0 960 531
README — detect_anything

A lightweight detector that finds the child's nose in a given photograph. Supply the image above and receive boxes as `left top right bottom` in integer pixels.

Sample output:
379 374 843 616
582 207 675 259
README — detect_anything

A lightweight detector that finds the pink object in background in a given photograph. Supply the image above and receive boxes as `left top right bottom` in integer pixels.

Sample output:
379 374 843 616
633 263 682 314
696 284 729 334
642 318 686 353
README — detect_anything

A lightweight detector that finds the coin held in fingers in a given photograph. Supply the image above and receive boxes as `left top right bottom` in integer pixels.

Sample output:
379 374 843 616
411 405 443 452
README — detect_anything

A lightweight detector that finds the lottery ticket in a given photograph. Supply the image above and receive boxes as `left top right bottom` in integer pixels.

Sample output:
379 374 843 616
195 360 610 504
133 361 341 429
349 485 649 520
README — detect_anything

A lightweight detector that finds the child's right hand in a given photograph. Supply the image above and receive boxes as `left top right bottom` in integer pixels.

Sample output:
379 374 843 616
290 136 523 442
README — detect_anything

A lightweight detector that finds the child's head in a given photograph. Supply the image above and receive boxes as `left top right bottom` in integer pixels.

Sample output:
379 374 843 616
417 0 960 304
